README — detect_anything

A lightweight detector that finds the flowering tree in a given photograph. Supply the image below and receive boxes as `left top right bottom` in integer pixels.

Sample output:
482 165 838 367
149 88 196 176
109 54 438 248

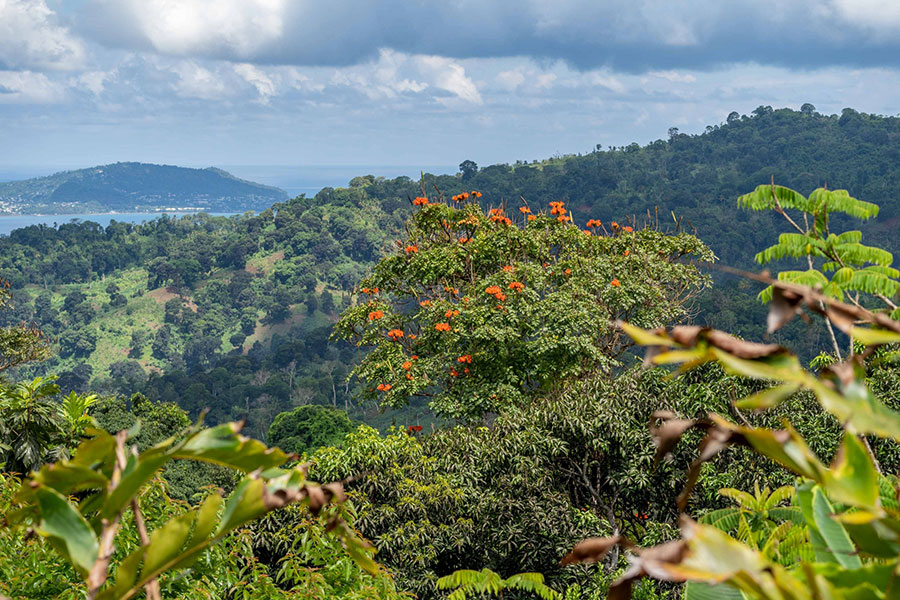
334 191 714 420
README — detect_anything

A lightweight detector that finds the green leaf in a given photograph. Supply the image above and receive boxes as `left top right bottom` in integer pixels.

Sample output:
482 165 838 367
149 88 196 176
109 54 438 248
822 434 879 510
811 486 861 569
850 327 900 346
173 422 289 471
32 487 98 576
734 383 800 410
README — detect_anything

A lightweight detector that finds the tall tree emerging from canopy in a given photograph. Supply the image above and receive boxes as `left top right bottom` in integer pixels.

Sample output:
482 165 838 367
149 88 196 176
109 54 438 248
334 190 714 420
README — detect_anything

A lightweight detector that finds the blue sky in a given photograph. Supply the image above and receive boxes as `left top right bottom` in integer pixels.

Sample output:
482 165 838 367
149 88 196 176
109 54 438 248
4 0 900 173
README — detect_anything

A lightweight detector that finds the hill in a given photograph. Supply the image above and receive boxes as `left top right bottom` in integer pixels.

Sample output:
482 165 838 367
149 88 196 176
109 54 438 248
0 162 288 214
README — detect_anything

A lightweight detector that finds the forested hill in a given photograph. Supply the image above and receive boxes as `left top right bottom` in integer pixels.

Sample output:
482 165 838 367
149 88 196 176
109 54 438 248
3 105 899 436
356 105 900 267
0 162 287 214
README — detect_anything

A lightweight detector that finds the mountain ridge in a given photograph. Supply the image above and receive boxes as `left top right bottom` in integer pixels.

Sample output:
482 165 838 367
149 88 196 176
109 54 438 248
0 161 288 214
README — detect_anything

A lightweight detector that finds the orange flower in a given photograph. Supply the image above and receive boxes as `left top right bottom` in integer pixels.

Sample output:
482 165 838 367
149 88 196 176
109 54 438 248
402 361 413 370
387 329 404 340
472 191 482 198
409 334 417 340
519 206 531 214
583 230 592 236
463 367 469 374
405 245 418 253
610 279 621 287
557 215 571 223
411 355 419 360
413 196 429 206
503 265 513 272
435 322 452 332
368 310 384 320
406 373 413 380
509 281 524 292
623 226 634 233
485 285 502 295
564 268 572 275
445 309 460 318
459 236 471 244
361 287 370 294
502 217 512 226
457 355 472 363
495 292 507 302
450 369 458 377
420 300 432 307
527 214 536 221
461 192 470 199
376 383 392 392
623 250 629 257
610 221 619 229
586 219 602 228
372 287 379 294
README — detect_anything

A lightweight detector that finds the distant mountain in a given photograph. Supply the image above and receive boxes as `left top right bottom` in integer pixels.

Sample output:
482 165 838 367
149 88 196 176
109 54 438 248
0 162 289 214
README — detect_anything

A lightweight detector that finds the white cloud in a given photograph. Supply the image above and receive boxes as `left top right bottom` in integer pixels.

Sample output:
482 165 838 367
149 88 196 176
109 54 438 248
73 70 114 95
0 69 65 102
829 0 900 35
413 55 482 104
0 0 86 70
171 61 228 100
98 0 286 58
497 69 526 91
234 63 276 103
649 71 697 83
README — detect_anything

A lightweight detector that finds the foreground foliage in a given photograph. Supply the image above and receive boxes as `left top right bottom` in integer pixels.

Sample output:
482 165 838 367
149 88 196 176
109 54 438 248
5 415 382 599
561 185 900 599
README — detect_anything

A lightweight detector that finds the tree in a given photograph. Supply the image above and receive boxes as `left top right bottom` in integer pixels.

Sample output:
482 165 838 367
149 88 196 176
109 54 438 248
335 195 713 420
268 405 354 455
0 376 62 472
459 160 479 181
128 330 148 358
800 102 816 116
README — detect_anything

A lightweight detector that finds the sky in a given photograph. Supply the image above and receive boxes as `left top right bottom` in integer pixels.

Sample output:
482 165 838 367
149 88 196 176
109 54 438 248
4 0 900 176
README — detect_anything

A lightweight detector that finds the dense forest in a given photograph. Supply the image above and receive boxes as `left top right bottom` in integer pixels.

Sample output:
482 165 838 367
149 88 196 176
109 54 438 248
3 106 900 599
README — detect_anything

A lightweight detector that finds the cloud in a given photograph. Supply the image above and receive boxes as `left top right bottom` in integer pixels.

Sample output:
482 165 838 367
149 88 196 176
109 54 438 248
74 0 900 72
0 69 65 102
234 63 276 103
0 0 86 70
171 61 228 100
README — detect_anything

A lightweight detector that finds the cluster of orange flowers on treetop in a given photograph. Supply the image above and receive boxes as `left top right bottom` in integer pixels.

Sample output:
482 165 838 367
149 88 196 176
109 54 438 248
387 329 404 340
502 265 514 272
435 322 452 332
368 310 384 320
611 278 621 287
361 287 379 295
509 281 524 292
405 245 418 254
376 383 392 392
458 236 471 244
557 214 571 223
485 285 505 302
487 208 512 226
445 309 460 318
586 219 602 228
452 192 470 202
402 361 413 370
549 201 566 215
623 225 634 233
457 355 472 364
419 300 431 307
413 196 429 206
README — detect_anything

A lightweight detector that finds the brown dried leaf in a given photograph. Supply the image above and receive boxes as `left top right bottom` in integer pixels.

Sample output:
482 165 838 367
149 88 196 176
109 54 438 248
560 536 622 566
